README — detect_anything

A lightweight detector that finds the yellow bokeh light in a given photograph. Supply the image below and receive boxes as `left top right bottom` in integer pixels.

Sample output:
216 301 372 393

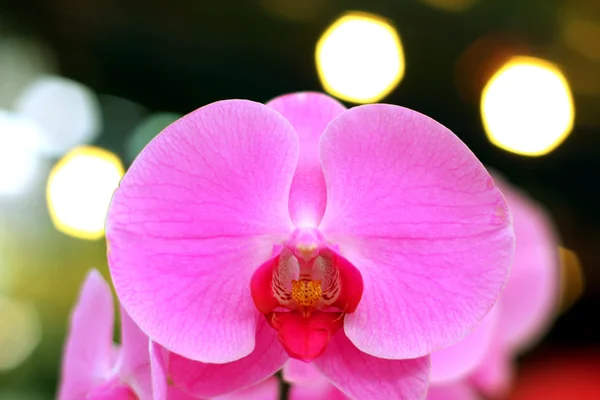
481 56 575 156
47 146 124 240
315 12 405 104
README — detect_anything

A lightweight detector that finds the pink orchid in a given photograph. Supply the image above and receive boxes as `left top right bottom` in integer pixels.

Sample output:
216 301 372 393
429 175 559 398
106 92 514 399
284 176 558 400
58 269 154 400
59 269 280 400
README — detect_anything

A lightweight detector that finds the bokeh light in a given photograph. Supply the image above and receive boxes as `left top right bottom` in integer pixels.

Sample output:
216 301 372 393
14 76 102 157
558 246 584 314
315 12 405 104
47 146 124 240
0 297 41 371
0 110 45 196
420 0 479 13
125 112 181 162
481 56 575 156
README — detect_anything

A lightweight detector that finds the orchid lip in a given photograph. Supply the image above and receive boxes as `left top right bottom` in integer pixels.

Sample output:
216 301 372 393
251 228 363 362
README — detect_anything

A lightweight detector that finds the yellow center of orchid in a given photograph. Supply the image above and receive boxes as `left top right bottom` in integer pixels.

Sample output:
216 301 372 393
291 279 322 307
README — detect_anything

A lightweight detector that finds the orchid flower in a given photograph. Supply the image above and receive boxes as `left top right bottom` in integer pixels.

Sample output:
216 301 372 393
284 176 558 400
58 269 154 400
106 92 514 399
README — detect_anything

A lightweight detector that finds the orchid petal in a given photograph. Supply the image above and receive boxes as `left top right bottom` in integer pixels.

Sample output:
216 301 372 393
118 308 153 400
290 380 348 400
169 318 288 398
283 359 327 385
426 381 479 400
58 270 115 400
216 377 280 400
149 342 168 400
107 100 299 362
314 331 430 399
267 92 345 227
431 305 499 384
494 176 559 352
319 104 514 359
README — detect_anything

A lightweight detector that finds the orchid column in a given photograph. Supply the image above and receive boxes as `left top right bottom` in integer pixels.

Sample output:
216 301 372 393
106 92 514 399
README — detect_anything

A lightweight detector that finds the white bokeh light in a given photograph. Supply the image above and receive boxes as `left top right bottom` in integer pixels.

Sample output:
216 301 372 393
14 76 102 156
481 57 575 156
0 110 46 196
47 146 124 240
315 12 405 104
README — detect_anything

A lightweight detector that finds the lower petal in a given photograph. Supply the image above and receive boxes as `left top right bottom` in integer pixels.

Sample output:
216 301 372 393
283 359 328 385
430 305 499 383
314 331 430 399
290 380 348 400
426 381 478 400
216 377 280 400
169 318 288 398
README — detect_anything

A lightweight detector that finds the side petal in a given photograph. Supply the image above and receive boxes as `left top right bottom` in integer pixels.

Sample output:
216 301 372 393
430 305 499 384
283 359 328 385
426 381 479 400
118 308 152 400
267 92 345 227
216 377 280 400
169 318 289 398
58 269 115 400
107 100 299 362
493 176 559 352
319 104 514 359
314 331 430 400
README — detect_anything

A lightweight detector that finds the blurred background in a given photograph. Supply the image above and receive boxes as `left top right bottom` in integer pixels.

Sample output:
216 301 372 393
0 0 598 398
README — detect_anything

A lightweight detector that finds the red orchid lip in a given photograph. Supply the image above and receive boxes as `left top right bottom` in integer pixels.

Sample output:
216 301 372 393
251 230 363 362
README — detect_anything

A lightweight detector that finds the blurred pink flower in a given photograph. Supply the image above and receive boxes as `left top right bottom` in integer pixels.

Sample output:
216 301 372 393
106 92 514 398
429 175 559 398
58 269 280 400
58 269 153 400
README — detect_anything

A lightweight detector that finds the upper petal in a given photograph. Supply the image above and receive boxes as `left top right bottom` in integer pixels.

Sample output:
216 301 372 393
493 175 559 352
106 100 299 363
267 92 345 227
168 318 288 398
430 305 499 384
318 104 514 359
58 269 115 400
314 331 430 400
118 308 153 400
